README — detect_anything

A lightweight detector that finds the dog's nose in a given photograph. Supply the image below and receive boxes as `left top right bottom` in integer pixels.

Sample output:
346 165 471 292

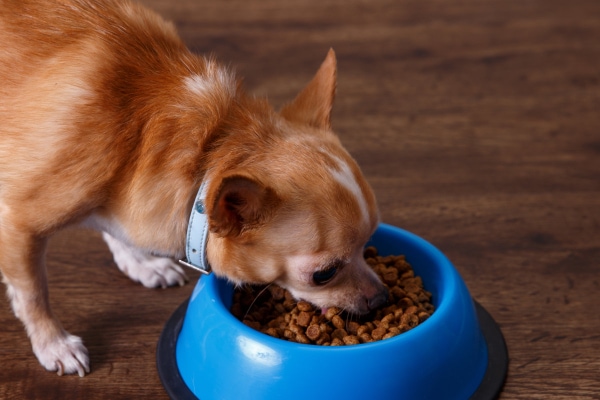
367 287 389 311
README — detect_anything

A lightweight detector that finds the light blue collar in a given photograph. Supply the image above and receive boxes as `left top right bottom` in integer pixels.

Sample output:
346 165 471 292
179 180 211 275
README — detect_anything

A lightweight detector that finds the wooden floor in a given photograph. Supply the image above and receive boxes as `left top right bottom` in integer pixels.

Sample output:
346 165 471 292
1 0 599 398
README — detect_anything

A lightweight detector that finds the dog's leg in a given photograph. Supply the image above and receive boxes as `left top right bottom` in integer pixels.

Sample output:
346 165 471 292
0 222 89 377
102 233 187 288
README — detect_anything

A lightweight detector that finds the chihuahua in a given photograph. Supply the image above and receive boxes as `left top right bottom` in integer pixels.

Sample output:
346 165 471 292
0 0 388 377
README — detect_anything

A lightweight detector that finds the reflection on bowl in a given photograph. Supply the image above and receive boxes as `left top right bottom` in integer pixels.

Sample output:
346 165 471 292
158 224 508 400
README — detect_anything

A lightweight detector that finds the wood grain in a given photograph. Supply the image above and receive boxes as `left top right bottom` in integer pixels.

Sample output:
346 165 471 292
1 0 599 398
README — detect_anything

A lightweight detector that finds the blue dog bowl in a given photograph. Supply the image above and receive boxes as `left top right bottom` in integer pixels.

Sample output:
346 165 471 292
157 224 508 399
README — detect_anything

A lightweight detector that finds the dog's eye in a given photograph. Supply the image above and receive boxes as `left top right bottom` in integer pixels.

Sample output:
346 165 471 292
313 267 337 285
312 261 343 285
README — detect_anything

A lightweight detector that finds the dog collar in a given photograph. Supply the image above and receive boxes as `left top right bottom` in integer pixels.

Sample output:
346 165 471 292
179 180 212 275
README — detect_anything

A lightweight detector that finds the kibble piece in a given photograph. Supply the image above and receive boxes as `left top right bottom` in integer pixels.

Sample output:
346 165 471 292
375 319 389 330
343 335 360 345
295 333 311 344
371 327 387 341
382 304 398 317
400 313 420 328
347 321 360 335
296 311 312 327
359 332 372 343
381 313 395 325
331 315 345 329
244 320 261 330
407 292 420 303
268 285 286 300
405 305 418 315
249 311 263 321
316 333 331 345
394 308 404 318
275 303 285 314
382 332 398 340
397 297 414 310
324 307 341 320
283 329 294 340
363 246 378 258
379 255 394 264
390 286 407 301
418 311 431 323
357 325 371 336
418 292 431 303
283 299 296 311
365 258 377 267
382 268 399 286
297 301 313 312
401 270 415 279
404 284 421 294
264 327 280 338
306 324 321 341
331 328 348 341
289 321 303 334
373 263 386 274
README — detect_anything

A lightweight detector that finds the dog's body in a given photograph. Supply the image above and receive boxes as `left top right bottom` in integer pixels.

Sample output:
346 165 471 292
0 0 387 377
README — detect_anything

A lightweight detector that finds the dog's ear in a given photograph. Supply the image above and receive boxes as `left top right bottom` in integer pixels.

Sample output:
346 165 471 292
280 48 337 129
208 175 280 237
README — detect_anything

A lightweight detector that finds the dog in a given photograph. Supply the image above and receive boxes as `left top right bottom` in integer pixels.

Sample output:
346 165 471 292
0 0 388 377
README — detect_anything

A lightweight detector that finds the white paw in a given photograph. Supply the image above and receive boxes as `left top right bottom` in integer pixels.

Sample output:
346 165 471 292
103 233 188 289
121 255 188 289
33 332 90 377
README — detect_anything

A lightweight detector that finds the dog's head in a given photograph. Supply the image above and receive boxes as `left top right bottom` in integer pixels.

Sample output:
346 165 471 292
204 50 388 315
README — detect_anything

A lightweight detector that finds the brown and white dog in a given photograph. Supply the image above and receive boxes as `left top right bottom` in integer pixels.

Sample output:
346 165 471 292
0 0 388 377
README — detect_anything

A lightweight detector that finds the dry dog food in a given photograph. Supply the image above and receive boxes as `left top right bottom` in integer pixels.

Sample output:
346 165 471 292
231 247 435 346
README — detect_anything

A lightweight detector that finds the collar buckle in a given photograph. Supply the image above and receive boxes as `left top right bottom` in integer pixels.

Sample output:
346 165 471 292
178 258 212 275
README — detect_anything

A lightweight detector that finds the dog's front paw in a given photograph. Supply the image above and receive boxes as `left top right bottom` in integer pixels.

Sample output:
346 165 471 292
32 332 90 377
124 256 188 289
102 233 188 289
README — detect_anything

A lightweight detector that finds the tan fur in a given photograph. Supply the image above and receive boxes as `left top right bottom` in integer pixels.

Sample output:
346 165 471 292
0 0 387 376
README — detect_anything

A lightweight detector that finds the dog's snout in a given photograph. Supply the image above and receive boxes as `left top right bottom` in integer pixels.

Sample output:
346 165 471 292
367 287 389 311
